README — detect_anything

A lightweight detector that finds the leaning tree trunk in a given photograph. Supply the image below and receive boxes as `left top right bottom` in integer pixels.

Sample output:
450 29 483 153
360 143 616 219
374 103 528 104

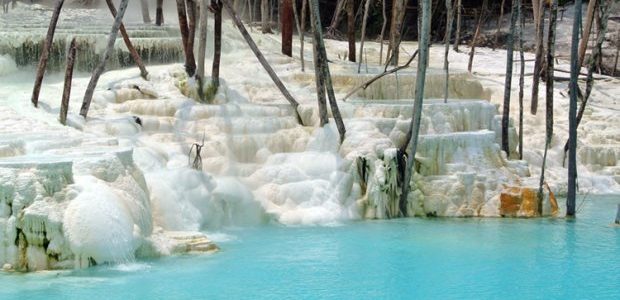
531 0 545 115
212 0 222 88
501 0 519 156
309 0 346 142
261 0 272 33
578 0 597 68
493 0 506 50
80 0 129 118
357 0 371 73
140 0 151 23
539 0 558 214
31 0 64 108
453 0 462 52
281 0 293 56
300 0 307 71
443 0 454 103
467 0 488 73
567 0 583 217
59 38 77 126
326 0 345 37
400 0 431 217
197 0 209 101
221 0 303 123
156 0 164 25
104 0 149 79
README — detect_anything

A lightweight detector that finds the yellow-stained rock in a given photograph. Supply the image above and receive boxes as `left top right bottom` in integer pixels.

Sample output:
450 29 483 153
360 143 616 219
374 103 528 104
499 186 540 217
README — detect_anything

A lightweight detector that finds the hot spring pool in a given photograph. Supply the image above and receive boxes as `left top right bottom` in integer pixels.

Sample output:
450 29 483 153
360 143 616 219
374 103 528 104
1 196 618 299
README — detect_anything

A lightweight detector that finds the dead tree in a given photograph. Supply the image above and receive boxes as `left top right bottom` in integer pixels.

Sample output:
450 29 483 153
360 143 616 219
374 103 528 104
211 0 222 88
357 0 372 73
387 0 406 66
539 0 557 213
60 38 77 126
467 0 488 73
299 0 308 71
493 0 506 50
104 0 149 79
400 0 431 217
177 0 197 76
156 0 164 25
346 0 355 62
140 0 151 23
221 0 303 123
309 0 346 142
189 134 206 170
518 1 525 160
281 0 294 56
562 0 610 162
187 0 198 74
531 0 545 115
578 0 597 67
31 0 65 108
379 0 387 63
261 0 272 33
80 0 129 118
501 0 519 156
443 0 454 102
326 0 346 38
197 0 209 101
567 0 583 217
453 0 462 52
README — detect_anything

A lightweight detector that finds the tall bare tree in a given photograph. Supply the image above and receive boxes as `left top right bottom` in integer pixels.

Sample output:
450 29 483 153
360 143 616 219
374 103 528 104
539 0 558 214
501 0 519 156
346 0 355 62
531 0 545 115
80 0 129 118
578 0 597 67
177 0 197 76
467 0 488 73
357 0 372 73
443 0 454 102
211 0 222 88
379 0 388 63
197 0 209 101
60 38 77 126
400 0 431 217
31 0 65 108
453 0 462 52
493 0 506 50
518 0 525 160
567 0 583 217
261 0 272 33
140 0 151 23
156 0 164 25
388 0 406 65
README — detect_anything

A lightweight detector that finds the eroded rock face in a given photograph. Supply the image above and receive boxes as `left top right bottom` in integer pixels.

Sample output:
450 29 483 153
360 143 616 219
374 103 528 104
499 186 558 218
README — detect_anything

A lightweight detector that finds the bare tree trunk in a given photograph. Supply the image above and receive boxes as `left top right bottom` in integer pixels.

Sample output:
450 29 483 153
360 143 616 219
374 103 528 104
197 0 209 101
105 0 149 79
60 38 77 126
80 0 129 118
212 0 222 88
539 0 557 215
261 0 272 33
467 0 488 73
578 0 597 67
388 0 406 66
309 0 346 142
615 28 620 77
493 0 506 50
300 0 307 71
221 0 303 123
518 1 525 160
379 0 387 63
187 0 198 74
443 0 454 102
501 0 519 156
531 0 545 115
281 0 293 56
357 0 371 73
532 0 540 28
156 0 164 25
400 0 431 217
567 0 583 217
309 1 327 125
326 0 345 37
31 0 64 108
177 0 197 76
140 0 151 23
453 0 461 52
346 0 355 62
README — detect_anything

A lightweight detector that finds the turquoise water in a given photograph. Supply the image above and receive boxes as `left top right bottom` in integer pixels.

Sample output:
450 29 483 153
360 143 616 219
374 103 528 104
1 196 619 299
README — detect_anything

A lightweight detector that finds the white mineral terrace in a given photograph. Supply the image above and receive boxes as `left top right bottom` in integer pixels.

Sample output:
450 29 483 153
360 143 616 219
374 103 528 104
0 3 618 271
